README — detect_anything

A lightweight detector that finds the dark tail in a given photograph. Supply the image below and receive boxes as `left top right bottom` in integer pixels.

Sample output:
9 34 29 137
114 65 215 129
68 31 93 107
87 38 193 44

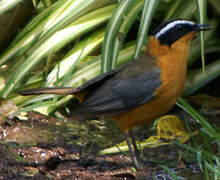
17 87 76 96
70 107 98 120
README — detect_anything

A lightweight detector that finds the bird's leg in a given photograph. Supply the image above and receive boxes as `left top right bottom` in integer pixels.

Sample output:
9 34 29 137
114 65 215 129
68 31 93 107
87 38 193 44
124 132 142 169
129 130 142 162
129 130 156 167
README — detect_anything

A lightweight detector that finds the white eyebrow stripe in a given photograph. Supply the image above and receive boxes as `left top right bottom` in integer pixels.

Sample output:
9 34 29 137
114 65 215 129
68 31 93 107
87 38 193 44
155 20 195 39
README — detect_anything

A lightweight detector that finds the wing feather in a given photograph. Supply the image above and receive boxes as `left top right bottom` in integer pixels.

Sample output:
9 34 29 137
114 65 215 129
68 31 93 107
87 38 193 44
72 68 161 117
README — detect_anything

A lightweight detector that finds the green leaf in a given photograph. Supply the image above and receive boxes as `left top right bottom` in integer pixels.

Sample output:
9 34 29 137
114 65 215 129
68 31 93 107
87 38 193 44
111 0 144 69
0 0 24 15
196 0 208 73
0 0 115 66
0 4 115 98
177 98 220 142
134 0 159 58
45 28 105 87
184 59 220 95
101 0 136 73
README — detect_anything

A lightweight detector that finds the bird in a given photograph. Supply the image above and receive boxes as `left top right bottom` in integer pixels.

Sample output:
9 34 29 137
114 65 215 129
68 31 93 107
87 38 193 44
18 19 211 169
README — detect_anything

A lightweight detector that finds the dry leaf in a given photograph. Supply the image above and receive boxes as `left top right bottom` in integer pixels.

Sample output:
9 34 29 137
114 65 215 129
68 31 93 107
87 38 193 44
100 115 197 154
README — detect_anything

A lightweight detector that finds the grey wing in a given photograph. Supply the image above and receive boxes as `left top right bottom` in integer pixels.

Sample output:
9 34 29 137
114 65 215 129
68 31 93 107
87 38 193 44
112 68 161 107
72 68 161 117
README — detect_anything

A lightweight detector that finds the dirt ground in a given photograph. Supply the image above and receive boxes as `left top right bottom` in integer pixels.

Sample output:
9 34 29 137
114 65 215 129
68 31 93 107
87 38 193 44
0 95 219 179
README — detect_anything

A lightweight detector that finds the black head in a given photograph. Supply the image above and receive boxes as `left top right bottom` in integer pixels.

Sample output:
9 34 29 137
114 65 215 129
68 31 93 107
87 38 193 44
153 19 211 46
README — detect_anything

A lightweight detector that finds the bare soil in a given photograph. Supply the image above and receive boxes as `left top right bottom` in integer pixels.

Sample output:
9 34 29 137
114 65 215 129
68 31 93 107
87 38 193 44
0 95 219 179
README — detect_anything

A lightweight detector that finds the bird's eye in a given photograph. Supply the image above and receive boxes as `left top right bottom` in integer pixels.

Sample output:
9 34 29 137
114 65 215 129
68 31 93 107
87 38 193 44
176 24 183 29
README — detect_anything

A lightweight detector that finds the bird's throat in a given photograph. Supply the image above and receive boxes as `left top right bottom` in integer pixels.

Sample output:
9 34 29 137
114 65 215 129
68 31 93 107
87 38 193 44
147 36 190 100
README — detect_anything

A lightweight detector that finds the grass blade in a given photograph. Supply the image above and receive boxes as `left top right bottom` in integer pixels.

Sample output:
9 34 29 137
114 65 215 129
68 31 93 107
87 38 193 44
177 98 220 142
184 59 220 95
0 0 24 15
101 0 135 73
196 0 208 73
134 0 159 58
0 5 115 98
111 0 144 69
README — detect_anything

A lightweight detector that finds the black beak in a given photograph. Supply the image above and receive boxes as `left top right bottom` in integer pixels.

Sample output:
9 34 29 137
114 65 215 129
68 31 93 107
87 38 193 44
195 24 212 31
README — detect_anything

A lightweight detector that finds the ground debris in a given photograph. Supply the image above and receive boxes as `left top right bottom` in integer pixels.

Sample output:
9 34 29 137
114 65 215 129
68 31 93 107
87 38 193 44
0 111 211 179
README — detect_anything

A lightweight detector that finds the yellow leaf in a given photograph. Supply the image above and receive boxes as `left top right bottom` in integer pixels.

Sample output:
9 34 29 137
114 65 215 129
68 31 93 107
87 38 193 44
99 141 128 155
139 135 170 148
141 115 193 148
158 115 187 139
99 115 197 155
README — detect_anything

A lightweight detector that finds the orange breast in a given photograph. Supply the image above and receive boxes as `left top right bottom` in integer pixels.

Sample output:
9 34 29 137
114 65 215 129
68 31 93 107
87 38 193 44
111 35 192 133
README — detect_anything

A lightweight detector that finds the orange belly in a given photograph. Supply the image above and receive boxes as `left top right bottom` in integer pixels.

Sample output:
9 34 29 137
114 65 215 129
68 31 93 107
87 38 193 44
112 36 189 133
111 89 181 133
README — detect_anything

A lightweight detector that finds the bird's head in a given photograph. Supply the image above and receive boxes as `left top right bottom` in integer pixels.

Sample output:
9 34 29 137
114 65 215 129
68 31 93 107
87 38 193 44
153 19 211 46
